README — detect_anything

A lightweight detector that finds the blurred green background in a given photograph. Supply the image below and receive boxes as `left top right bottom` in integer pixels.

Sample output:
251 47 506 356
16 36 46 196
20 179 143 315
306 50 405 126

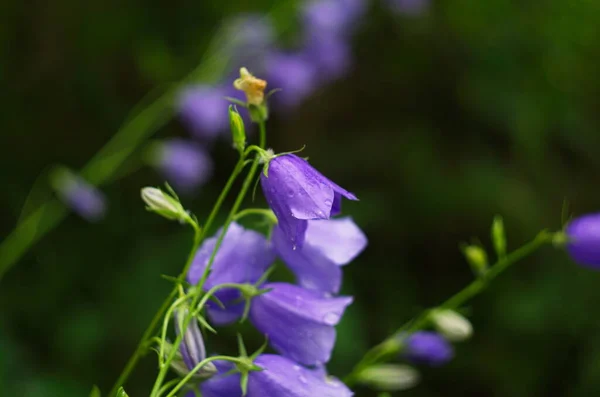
3 0 600 396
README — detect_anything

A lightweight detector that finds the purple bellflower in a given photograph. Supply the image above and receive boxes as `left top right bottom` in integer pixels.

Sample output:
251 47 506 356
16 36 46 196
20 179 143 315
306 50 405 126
273 217 367 293
565 213 600 268
301 0 366 38
264 51 317 109
261 154 358 248
154 139 213 193
224 13 275 71
303 33 352 83
55 170 106 222
178 85 230 140
187 222 275 324
404 331 454 366
200 354 353 397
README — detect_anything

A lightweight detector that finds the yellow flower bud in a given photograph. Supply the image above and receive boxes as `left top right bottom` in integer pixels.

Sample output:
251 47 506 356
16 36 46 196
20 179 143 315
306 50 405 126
234 67 267 106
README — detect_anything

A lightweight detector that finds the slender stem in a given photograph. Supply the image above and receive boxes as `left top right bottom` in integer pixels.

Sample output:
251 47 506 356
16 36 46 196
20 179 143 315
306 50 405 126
233 208 276 223
165 356 249 397
108 159 246 397
344 230 554 386
150 120 267 397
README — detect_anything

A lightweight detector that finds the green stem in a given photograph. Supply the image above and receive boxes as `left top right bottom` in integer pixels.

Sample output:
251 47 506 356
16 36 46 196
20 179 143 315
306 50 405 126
233 208 276 223
108 159 246 397
150 120 267 397
344 230 554 386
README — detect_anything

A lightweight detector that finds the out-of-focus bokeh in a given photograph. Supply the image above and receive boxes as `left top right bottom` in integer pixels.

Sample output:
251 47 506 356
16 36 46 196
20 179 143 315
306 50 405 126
3 0 600 396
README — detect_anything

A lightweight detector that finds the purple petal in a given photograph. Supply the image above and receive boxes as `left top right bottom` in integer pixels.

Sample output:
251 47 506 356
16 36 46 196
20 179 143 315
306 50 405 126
405 331 454 366
273 225 342 293
57 174 107 222
157 139 213 193
265 51 317 109
304 217 367 265
303 34 352 83
249 355 353 397
566 213 600 268
201 368 243 397
178 85 230 140
250 283 353 365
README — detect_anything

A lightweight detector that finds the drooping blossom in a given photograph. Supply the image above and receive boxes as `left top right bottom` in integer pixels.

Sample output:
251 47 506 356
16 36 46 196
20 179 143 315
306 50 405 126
54 170 106 222
273 217 367 293
404 331 454 366
261 154 358 248
565 213 600 268
187 222 275 323
200 354 353 397
178 85 230 140
153 139 213 193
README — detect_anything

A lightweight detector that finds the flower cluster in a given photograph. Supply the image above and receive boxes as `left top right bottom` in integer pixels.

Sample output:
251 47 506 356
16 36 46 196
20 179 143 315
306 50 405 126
178 148 367 395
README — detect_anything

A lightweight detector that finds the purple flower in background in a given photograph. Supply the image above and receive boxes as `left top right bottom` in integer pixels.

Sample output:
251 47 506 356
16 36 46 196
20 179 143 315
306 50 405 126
178 85 230 140
200 354 353 397
225 14 275 71
273 217 367 293
303 33 353 83
565 213 600 268
385 0 430 16
301 0 366 38
171 308 217 378
404 331 454 366
261 154 358 248
154 139 213 193
250 282 353 365
187 222 275 324
54 170 106 222
264 51 317 109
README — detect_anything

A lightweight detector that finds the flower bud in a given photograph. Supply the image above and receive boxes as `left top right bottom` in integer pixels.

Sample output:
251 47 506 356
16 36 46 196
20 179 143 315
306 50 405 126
565 213 600 268
229 105 246 153
140 187 188 222
358 364 420 391
403 331 454 366
491 215 506 258
430 309 473 342
462 244 488 276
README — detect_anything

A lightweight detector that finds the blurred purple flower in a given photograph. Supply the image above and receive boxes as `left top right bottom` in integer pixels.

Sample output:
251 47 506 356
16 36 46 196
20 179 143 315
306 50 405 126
178 85 230 140
55 171 106 222
404 331 454 366
187 222 275 324
154 139 213 193
385 0 430 15
566 213 600 268
273 217 367 293
200 354 352 397
261 154 358 248
303 33 352 82
264 51 317 109
249 282 353 365
301 0 366 38
225 13 275 70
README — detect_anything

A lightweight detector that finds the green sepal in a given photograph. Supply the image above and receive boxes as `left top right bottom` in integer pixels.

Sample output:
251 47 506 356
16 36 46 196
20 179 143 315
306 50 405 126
89 385 101 397
116 387 129 397
491 215 506 259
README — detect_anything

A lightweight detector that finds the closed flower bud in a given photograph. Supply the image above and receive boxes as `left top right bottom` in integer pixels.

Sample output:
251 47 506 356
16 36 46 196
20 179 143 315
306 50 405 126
565 213 600 268
404 331 454 366
462 244 488 276
140 187 188 222
358 364 420 391
430 309 473 342
229 106 246 153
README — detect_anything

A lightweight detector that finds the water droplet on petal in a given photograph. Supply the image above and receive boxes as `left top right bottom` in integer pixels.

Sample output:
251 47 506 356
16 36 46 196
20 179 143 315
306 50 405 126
323 312 340 325
293 365 301 371
298 375 308 384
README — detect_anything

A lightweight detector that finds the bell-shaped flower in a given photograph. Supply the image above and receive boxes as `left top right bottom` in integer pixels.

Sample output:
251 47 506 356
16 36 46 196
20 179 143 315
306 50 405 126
52 167 106 222
152 139 214 193
200 354 353 397
187 222 275 323
403 331 454 366
273 217 367 293
249 282 352 365
261 154 358 248
178 85 230 140
565 213 600 269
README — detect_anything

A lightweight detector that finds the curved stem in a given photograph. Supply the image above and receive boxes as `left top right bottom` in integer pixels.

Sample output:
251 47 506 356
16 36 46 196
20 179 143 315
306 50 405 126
233 208 277 223
344 230 555 386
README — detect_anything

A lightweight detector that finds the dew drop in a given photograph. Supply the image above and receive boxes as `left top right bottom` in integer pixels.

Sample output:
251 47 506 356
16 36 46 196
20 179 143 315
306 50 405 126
293 365 301 371
324 199 332 207
323 312 340 325
298 375 308 384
